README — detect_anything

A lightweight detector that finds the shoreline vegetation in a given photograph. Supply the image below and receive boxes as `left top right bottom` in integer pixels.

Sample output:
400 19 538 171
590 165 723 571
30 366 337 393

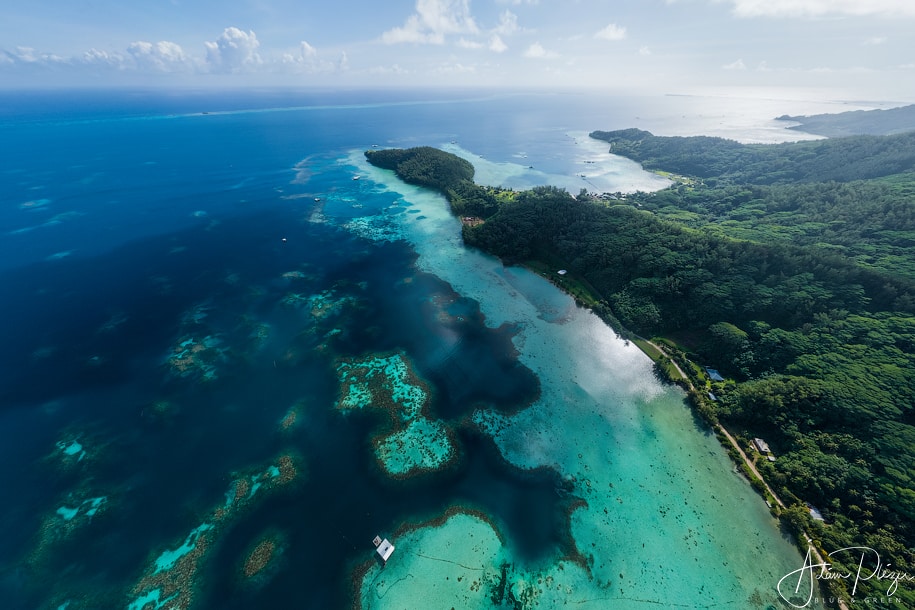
366 138 915 607
776 103 915 138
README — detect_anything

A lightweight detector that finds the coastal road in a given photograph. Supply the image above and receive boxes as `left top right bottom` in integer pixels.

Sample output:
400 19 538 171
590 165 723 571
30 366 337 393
647 340 849 610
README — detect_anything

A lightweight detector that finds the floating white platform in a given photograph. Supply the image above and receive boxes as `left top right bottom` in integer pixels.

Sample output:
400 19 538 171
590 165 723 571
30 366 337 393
373 535 395 562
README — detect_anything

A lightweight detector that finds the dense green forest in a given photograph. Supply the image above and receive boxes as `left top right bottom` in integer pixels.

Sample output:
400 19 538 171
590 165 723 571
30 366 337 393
778 103 915 137
367 137 915 606
366 147 512 218
591 128 915 184
591 130 915 281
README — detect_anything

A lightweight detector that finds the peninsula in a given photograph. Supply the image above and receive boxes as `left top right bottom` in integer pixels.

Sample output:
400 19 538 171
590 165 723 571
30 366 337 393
367 133 915 607
777 103 915 137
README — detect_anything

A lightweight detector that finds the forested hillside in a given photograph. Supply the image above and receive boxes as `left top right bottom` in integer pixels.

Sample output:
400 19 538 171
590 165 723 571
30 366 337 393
779 103 915 137
590 128 915 184
364 146 475 190
367 139 915 606
591 130 915 281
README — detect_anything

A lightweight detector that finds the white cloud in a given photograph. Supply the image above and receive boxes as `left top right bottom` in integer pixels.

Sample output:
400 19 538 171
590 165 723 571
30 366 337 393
281 41 348 74
382 0 479 45
722 0 915 18
0 45 127 74
433 62 476 74
489 35 508 53
0 30 353 81
496 0 538 4
382 15 445 44
595 23 627 41
204 27 261 72
863 36 887 45
523 42 558 59
458 37 484 49
128 41 193 72
494 10 521 36
282 41 317 64
369 63 409 75
9 46 66 64
639 46 652 56
757 60 772 71
82 49 125 67
300 41 318 59
723 58 747 70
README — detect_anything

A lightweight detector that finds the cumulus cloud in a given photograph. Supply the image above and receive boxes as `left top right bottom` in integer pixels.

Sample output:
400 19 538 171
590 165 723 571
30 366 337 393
7 46 66 64
0 28 353 81
494 10 521 36
595 23 627 41
458 37 484 49
722 0 915 18
281 40 346 73
204 27 261 72
433 62 476 74
369 63 408 75
489 35 508 53
723 58 747 70
300 41 318 59
382 0 479 45
0 27 354 78
639 46 652 56
128 41 193 72
82 48 126 67
523 42 558 59
0 45 127 74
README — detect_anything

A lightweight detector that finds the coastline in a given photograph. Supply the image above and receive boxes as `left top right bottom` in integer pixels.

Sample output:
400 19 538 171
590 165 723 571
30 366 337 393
358 146 817 608
519 246 846 608
522 266 787 501
361 143 795 516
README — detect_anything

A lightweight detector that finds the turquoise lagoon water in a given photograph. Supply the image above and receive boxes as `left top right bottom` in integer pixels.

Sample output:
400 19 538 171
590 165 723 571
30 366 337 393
0 89 854 609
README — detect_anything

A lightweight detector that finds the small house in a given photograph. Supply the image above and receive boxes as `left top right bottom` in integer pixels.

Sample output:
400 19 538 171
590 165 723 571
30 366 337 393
373 535 395 563
753 438 771 454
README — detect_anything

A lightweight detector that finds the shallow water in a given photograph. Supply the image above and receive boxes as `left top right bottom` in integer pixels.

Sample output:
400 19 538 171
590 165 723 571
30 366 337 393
0 88 843 609
351 151 814 608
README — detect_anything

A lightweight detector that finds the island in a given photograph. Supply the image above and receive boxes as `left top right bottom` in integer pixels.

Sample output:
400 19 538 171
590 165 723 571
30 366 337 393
367 134 915 606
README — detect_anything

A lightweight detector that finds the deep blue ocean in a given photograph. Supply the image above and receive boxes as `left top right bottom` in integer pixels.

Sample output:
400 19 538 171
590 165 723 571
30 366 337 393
0 88 848 609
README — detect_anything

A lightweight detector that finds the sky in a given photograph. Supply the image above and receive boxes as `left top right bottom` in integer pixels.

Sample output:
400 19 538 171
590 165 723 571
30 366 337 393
2 0 915 100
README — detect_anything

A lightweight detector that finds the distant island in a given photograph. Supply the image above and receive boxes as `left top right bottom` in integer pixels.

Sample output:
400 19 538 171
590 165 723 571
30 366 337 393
367 133 915 607
778 103 915 137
